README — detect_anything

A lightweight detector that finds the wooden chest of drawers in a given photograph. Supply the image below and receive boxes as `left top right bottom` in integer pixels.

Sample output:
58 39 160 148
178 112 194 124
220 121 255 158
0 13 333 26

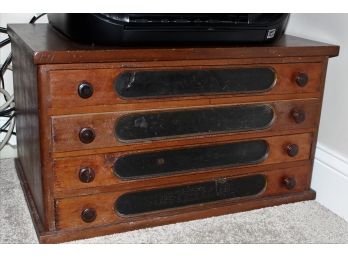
8 24 339 243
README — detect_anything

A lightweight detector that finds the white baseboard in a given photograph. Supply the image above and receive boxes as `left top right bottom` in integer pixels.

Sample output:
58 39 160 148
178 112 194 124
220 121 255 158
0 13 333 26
312 143 348 221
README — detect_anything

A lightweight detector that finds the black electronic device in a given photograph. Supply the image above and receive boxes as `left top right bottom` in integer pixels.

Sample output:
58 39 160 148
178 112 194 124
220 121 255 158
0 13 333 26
47 13 290 45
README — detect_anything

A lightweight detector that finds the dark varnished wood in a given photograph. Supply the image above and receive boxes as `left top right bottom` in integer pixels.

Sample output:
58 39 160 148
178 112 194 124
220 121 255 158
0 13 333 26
55 165 312 230
7 24 339 64
53 133 312 194
307 58 329 202
11 32 45 225
46 62 324 108
48 93 322 117
51 99 319 153
41 190 316 243
15 159 45 238
8 23 339 243
37 65 57 230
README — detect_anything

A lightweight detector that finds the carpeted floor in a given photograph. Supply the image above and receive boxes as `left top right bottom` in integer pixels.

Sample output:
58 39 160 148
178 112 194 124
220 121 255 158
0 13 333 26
1 158 348 244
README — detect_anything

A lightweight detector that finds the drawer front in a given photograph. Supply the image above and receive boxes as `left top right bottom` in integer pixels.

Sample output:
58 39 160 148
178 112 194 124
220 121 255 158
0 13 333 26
55 165 311 230
116 104 274 141
53 133 312 192
115 67 276 99
51 99 319 152
114 140 269 179
48 63 323 108
115 174 267 216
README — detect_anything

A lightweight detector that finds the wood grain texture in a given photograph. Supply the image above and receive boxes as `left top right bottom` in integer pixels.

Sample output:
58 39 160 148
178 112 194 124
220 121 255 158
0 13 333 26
15 159 45 236
7 24 339 64
10 29 45 225
9 23 339 243
307 58 329 201
47 62 323 108
40 190 316 243
47 93 321 116
55 165 312 230
51 99 320 152
37 66 56 230
53 133 312 194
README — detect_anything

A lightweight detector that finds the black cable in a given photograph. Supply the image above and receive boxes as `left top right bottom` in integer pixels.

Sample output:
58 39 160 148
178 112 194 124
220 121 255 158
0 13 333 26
0 37 10 48
0 129 16 136
1 14 46 149
0 36 11 102
1 53 12 75
0 112 15 117
0 114 15 131
0 117 12 129
29 13 47 24
0 107 15 116
0 115 14 130
1 39 13 102
0 73 5 89
0 74 7 102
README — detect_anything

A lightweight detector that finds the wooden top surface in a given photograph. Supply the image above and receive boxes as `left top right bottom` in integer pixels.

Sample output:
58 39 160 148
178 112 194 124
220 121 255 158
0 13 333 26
8 23 339 65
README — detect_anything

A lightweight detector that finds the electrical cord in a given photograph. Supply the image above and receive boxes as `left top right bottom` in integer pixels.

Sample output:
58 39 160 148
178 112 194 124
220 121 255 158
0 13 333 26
0 74 6 101
0 107 15 116
0 129 16 135
29 13 47 24
1 53 12 102
0 38 10 48
0 87 15 150
0 94 14 110
0 13 47 151
1 52 12 75
0 32 15 151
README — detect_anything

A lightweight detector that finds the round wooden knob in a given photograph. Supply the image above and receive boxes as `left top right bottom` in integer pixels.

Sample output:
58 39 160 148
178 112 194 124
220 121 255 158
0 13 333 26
282 177 296 190
78 82 94 99
286 144 299 157
81 208 97 223
79 127 95 144
295 73 309 87
79 167 95 183
291 109 306 124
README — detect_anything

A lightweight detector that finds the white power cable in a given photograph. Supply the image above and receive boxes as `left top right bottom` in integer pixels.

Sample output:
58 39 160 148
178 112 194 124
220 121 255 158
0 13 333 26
0 14 46 152
0 87 15 151
0 94 14 110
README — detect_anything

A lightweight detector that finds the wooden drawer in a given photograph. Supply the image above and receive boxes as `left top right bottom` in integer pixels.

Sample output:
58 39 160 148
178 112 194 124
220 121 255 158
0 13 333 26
51 99 319 153
47 62 323 108
53 133 312 194
55 165 311 230
10 23 339 243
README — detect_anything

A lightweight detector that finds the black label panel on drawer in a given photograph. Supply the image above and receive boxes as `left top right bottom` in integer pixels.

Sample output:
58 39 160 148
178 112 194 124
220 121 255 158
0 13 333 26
115 68 275 99
116 104 274 141
114 140 268 179
115 174 266 215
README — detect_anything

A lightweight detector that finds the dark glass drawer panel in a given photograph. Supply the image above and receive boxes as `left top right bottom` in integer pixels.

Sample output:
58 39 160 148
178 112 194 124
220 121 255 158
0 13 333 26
115 68 275 99
116 104 274 141
114 140 268 179
115 174 266 215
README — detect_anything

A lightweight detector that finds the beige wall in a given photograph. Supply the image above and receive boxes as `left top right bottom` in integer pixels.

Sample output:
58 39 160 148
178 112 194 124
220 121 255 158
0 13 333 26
286 13 348 158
